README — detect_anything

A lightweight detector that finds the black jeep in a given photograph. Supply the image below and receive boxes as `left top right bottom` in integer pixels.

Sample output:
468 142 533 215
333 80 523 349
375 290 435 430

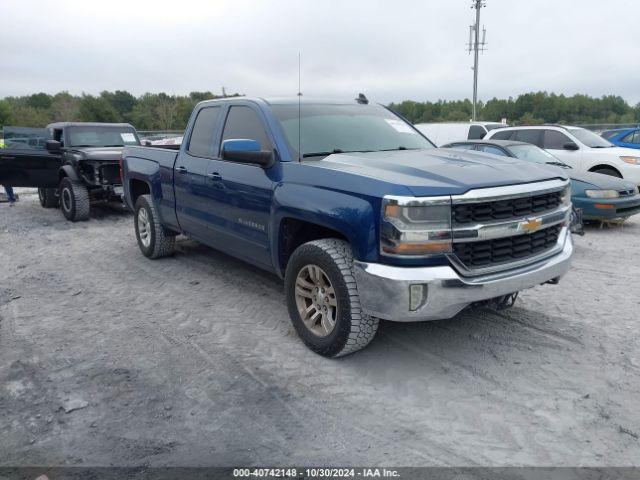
0 122 140 221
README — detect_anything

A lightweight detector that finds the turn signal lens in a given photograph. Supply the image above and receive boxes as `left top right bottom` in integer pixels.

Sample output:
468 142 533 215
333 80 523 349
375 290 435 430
620 156 640 165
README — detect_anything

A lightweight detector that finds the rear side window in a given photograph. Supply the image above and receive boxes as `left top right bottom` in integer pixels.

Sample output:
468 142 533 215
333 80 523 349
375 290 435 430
468 125 487 140
221 106 270 150
448 143 476 150
490 130 514 140
478 145 508 156
621 131 640 144
188 107 221 157
542 130 571 150
514 129 543 147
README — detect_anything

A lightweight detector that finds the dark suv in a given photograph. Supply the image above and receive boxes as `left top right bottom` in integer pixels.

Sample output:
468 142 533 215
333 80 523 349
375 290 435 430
0 122 140 221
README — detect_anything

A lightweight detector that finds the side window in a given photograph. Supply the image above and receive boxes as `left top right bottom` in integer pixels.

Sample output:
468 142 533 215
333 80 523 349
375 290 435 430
221 106 270 151
633 132 640 145
448 143 476 150
54 129 64 146
514 129 543 147
490 130 514 140
478 145 508 156
542 130 571 150
468 125 487 140
188 107 221 157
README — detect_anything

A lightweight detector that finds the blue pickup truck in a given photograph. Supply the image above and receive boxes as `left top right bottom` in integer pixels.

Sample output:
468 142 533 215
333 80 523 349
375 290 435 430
122 97 574 357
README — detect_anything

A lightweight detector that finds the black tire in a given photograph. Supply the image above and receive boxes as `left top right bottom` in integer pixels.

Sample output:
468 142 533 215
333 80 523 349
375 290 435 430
591 167 622 178
285 239 379 358
134 194 176 259
38 187 59 208
59 177 90 221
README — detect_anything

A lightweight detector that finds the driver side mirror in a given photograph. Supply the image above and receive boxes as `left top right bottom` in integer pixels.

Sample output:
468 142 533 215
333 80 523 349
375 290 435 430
563 141 579 151
45 140 62 153
221 139 274 168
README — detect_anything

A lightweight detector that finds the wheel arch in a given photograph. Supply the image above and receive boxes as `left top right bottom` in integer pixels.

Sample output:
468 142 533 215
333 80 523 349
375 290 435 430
588 164 622 177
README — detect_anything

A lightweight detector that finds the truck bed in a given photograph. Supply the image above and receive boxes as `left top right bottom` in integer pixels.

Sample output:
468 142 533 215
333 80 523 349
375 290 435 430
123 145 178 168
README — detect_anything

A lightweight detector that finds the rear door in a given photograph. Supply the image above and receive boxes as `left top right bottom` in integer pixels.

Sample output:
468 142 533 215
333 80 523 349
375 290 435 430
173 105 224 238
0 128 61 187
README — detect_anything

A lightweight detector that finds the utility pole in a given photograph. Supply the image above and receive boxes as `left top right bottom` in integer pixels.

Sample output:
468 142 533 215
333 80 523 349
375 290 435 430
467 0 487 121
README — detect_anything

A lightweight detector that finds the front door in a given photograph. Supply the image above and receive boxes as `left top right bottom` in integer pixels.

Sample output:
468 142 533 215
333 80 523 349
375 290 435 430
0 128 61 187
541 129 583 170
203 104 275 267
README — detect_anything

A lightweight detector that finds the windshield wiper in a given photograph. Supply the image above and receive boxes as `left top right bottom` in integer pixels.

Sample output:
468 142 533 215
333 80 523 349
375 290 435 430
591 145 612 148
302 147 420 158
302 149 345 158
103 144 125 147
546 161 571 168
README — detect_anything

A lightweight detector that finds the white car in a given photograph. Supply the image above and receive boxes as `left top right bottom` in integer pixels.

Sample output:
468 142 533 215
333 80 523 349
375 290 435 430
414 121 506 147
486 125 640 187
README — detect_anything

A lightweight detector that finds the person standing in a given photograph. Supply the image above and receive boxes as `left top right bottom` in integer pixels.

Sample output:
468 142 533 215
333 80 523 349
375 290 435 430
3 185 16 205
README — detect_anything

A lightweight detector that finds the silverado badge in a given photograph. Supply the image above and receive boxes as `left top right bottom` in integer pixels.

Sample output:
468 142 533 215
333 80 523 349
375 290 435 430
521 217 543 233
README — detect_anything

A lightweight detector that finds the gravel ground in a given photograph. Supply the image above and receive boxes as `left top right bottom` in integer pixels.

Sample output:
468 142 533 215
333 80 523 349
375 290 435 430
1 188 639 468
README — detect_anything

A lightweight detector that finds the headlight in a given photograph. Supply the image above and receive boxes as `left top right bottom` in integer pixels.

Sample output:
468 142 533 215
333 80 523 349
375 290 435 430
620 156 640 165
560 184 572 206
381 196 452 256
585 189 619 199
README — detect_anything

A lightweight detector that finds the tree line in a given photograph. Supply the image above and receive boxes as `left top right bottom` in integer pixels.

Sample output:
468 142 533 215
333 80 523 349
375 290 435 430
389 92 640 126
0 90 239 132
1 90 639 132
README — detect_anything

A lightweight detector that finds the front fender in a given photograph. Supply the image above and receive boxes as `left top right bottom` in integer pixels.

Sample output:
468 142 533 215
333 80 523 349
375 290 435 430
272 183 379 271
59 164 80 182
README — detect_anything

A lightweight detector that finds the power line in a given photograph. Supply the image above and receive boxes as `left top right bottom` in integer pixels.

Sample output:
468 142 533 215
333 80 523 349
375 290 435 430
467 0 487 121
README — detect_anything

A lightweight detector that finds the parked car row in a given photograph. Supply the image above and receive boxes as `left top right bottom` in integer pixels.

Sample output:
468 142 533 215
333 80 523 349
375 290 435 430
1 99 637 357
441 139 640 221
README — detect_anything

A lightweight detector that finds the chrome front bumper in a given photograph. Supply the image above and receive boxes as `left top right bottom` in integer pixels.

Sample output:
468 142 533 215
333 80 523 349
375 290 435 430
354 228 573 322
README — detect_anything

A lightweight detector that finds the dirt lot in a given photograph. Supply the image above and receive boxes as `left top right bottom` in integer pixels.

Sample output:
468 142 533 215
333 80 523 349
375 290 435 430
1 188 639 468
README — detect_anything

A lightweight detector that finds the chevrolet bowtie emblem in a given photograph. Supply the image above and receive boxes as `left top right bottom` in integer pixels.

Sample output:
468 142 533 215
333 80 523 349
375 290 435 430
521 217 543 233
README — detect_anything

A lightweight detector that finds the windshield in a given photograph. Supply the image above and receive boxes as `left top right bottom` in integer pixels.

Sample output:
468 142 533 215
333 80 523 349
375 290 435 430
272 104 434 159
67 126 140 147
569 128 613 148
509 144 570 167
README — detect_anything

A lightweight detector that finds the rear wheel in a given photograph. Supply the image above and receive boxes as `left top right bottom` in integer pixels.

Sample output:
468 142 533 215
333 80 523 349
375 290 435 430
285 239 379 358
59 177 90 221
38 187 59 208
134 194 176 259
591 167 622 178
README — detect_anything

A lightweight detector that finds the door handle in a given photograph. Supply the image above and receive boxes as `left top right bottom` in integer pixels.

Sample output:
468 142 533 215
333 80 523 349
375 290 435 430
207 172 222 180
176 166 188 174
2 156 15 160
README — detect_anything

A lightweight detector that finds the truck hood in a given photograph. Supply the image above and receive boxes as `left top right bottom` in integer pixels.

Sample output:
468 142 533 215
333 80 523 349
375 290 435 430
68 146 125 162
310 148 567 196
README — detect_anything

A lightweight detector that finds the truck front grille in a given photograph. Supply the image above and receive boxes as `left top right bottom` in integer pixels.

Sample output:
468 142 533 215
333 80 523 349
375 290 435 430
100 164 121 185
453 224 561 268
453 191 562 224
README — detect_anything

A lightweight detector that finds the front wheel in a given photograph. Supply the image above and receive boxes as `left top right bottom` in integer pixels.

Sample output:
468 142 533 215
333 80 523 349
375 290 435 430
285 239 379 358
134 194 176 259
59 177 90 221
38 187 59 208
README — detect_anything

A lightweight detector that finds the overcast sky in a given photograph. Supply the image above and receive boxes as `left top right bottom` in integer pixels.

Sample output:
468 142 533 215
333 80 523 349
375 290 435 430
1 0 639 105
